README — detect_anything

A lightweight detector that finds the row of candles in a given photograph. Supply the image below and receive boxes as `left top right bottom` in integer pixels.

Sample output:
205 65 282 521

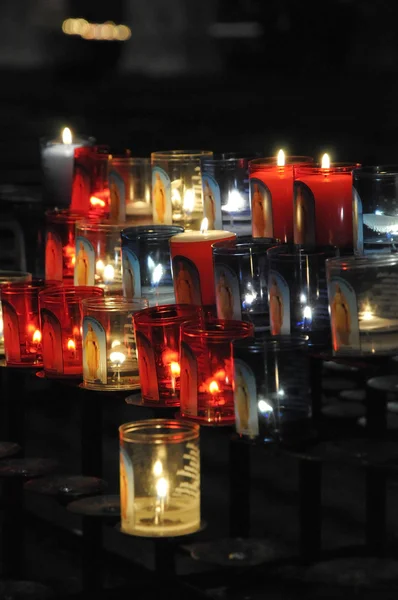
41 128 398 255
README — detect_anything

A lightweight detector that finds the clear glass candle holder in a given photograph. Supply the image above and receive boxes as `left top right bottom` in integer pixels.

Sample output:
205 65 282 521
352 166 398 255
45 210 99 283
133 304 204 407
39 286 104 378
81 297 148 390
151 150 213 230
293 162 360 250
74 221 125 294
120 419 200 538
326 255 398 355
121 225 184 302
201 153 260 235
1 279 54 367
267 244 337 347
110 156 152 218
0 271 32 356
212 236 280 332
249 156 314 243
40 132 94 209
233 335 311 443
71 145 111 218
179 319 254 425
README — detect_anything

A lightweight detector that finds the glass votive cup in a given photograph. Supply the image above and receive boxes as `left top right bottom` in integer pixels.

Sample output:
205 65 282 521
267 244 336 347
39 286 104 378
74 221 125 294
119 419 200 538
232 335 311 443
249 156 314 243
1 280 52 367
71 145 111 217
45 210 99 283
81 296 148 390
121 225 184 301
0 271 32 356
133 304 204 406
212 236 280 332
326 254 398 355
293 162 360 250
110 157 152 218
179 319 254 425
151 150 213 230
352 166 398 255
201 153 260 234
40 132 94 209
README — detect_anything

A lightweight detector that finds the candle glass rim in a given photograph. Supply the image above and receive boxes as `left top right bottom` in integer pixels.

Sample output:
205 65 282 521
201 153 262 166
170 231 236 243
110 156 150 166
121 225 184 242
212 236 280 255
45 209 101 224
40 134 95 147
233 334 309 353
267 244 337 260
326 254 398 270
133 304 203 327
119 418 199 444
76 221 127 232
39 286 104 303
353 165 398 179
0 279 48 294
0 270 32 284
249 156 314 169
293 163 361 175
151 150 213 161
82 296 149 312
181 318 254 340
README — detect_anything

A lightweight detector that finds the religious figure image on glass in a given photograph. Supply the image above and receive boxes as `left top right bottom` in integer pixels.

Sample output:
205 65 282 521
250 178 273 238
172 256 202 305
82 317 107 384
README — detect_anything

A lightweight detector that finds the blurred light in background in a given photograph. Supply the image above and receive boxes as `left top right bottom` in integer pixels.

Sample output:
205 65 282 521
62 18 131 41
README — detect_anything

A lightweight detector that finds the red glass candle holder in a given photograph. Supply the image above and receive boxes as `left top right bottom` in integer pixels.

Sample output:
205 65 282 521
39 286 104 378
179 319 254 425
1 280 55 367
249 156 313 243
293 162 360 249
45 210 99 283
133 304 203 407
71 145 111 217
170 229 236 307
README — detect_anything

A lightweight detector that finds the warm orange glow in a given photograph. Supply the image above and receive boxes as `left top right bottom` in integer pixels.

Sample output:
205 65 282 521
277 149 285 167
200 218 209 234
162 349 179 365
170 362 181 377
62 18 131 41
67 339 76 351
32 330 42 343
213 369 226 380
321 153 330 169
90 196 106 207
72 326 80 337
64 243 75 268
62 127 72 145
27 323 36 334
209 380 220 394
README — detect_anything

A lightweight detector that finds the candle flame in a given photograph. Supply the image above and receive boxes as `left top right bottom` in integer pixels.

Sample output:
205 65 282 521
170 361 181 377
321 153 330 169
96 259 105 272
200 218 209 234
209 380 220 394
152 264 164 285
32 329 42 343
183 189 195 213
111 339 121 348
62 127 72 145
67 339 76 351
103 264 115 281
156 477 169 499
277 149 285 167
90 196 106 207
153 460 163 477
109 351 126 365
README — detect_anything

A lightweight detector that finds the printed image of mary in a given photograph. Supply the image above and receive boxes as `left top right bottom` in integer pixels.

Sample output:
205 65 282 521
172 256 201 305
269 277 284 335
136 331 159 401
331 283 351 347
83 318 107 384
41 309 63 374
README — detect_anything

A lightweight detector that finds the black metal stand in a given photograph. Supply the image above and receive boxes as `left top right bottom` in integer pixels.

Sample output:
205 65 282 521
228 435 251 538
1 477 25 578
82 516 103 593
154 538 176 577
298 458 322 560
80 387 103 478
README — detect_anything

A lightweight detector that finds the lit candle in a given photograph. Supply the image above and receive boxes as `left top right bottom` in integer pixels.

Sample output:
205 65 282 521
170 219 236 306
67 338 76 359
29 328 42 354
249 153 314 243
41 127 93 209
170 360 181 392
293 154 360 249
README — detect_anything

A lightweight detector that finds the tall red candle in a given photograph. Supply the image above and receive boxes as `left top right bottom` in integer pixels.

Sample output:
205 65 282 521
249 154 313 243
170 226 236 307
293 158 360 249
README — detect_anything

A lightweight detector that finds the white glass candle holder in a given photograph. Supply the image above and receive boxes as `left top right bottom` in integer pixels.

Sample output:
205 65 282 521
120 419 200 537
81 297 148 390
109 156 152 218
151 150 213 230
74 221 125 294
326 255 398 355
